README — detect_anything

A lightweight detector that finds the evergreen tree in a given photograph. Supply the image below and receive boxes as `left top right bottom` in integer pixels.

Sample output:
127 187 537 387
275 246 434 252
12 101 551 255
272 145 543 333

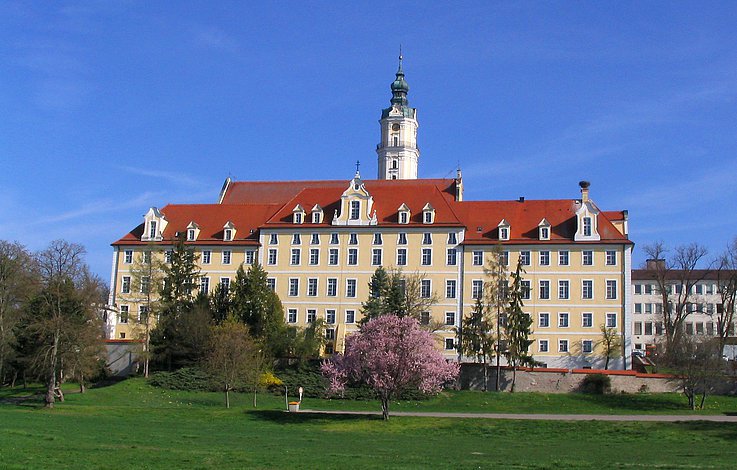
459 296 495 391
504 255 535 392
360 267 393 324
151 236 203 371
209 282 231 325
229 263 287 358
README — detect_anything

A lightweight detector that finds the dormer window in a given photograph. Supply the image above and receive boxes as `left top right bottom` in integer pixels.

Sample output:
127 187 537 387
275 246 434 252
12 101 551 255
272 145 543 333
292 204 305 224
142 207 167 242
350 201 360 220
398 203 411 225
222 221 236 242
583 217 592 237
498 219 510 241
187 229 196 241
312 212 320 223
538 219 551 241
422 203 435 225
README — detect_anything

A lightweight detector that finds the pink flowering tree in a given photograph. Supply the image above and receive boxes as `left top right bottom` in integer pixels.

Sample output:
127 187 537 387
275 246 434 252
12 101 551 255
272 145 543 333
321 314 459 420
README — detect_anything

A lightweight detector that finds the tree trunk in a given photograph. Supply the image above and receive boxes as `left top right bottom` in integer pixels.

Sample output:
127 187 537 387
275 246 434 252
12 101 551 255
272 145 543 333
381 396 390 420
482 360 488 392
510 366 516 393
45 333 59 408
225 387 230 409
253 383 258 408
605 355 610 370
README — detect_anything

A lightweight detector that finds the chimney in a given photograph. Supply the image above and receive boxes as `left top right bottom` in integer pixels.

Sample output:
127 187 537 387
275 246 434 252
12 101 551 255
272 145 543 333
646 258 666 270
579 180 590 203
455 167 464 202
518 196 525 203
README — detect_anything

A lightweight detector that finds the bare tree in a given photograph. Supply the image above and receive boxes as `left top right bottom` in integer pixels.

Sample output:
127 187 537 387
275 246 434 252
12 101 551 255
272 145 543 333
715 238 737 353
203 318 262 408
0 241 37 386
642 242 711 355
598 325 622 370
667 336 724 410
128 246 165 377
28 240 105 407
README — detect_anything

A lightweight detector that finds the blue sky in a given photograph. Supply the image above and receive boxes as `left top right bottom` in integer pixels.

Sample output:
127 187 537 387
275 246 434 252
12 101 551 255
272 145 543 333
1 1 736 280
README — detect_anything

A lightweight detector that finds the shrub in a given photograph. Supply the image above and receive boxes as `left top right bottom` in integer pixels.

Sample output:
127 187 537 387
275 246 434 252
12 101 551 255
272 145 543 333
579 374 612 394
148 367 214 391
258 371 283 391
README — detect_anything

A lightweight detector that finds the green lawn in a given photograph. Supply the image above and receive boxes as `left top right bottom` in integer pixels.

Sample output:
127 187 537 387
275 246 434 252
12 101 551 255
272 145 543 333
1 379 736 469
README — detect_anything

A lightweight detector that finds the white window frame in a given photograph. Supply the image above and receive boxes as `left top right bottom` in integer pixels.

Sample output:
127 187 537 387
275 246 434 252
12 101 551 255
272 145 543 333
582 280 593 300
327 278 337 297
124 250 133 264
288 278 299 297
558 250 569 266
539 313 550 328
307 278 318 297
582 312 593 328
558 312 569 328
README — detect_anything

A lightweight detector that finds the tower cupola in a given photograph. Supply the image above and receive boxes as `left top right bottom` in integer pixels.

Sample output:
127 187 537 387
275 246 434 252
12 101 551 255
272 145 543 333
377 51 420 180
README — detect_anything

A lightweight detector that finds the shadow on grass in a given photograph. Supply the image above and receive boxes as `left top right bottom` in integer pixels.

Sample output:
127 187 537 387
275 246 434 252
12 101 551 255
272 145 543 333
247 409 383 424
568 392 687 412
676 420 737 440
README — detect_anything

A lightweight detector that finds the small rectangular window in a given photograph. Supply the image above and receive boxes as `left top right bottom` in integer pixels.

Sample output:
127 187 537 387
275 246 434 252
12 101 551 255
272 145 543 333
345 310 355 324
397 233 407 245
119 305 129 323
606 280 617 300
224 229 232 241
124 250 133 264
447 248 457 266
310 233 320 244
424 212 433 224
422 233 432 245
245 250 255 265
329 248 339 265
349 233 358 245
558 280 569 300
539 313 549 328
373 233 383 245
309 248 319 265
347 248 358 265
500 251 509 266
445 338 455 350
290 248 301 265
473 251 483 266
472 280 483 300
421 248 432 266
558 313 569 328
558 250 569 266
346 279 357 298
350 201 360 220
269 233 278 245
520 251 531 266
582 250 593 266
537 280 549 300
539 251 550 266
559 339 569 353
292 233 301 245
521 280 531 300
222 250 232 265
397 248 407 266
372 248 382 266
420 311 430 325
447 233 457 244
287 309 297 323
420 279 431 299
289 279 299 297
606 313 617 328
330 233 339 244
634 284 642 295
583 217 592 237
306 309 316 323
268 249 277 265
582 280 593 299
582 340 593 354
307 278 318 297
266 278 276 291
327 278 337 297
606 250 617 266
121 276 131 294
200 277 210 295
446 280 456 299
582 312 593 328
539 340 549 353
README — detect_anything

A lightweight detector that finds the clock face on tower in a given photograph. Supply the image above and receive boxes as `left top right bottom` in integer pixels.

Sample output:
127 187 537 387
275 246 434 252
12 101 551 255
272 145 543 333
392 123 400 131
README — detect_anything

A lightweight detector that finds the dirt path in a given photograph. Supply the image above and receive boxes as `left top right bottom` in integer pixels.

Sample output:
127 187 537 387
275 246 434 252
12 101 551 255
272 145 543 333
300 409 737 422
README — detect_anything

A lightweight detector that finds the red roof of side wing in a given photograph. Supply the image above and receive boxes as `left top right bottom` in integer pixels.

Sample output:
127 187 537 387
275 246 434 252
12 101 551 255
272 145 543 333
112 203 283 246
219 180 347 205
455 199 632 245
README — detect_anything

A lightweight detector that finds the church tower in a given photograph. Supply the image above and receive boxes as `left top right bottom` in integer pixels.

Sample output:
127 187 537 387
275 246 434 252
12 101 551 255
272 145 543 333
377 54 419 180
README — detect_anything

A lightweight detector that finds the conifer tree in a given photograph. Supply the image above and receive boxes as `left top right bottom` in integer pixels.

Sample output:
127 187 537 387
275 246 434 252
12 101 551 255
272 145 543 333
504 256 535 392
459 296 495 391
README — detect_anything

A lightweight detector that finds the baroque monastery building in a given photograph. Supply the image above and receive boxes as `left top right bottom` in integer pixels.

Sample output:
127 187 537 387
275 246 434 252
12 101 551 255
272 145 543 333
109 58 634 369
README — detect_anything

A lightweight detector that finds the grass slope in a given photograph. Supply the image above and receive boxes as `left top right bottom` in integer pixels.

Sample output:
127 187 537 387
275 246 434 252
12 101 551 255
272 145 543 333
0 379 736 469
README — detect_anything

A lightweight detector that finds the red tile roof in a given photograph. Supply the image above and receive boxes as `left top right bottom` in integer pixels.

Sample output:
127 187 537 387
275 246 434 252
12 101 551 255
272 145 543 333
455 199 631 245
113 178 631 246
263 179 463 226
112 203 282 246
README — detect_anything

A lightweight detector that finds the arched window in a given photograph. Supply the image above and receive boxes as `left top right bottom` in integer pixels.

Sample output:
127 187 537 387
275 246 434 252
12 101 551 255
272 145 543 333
392 159 398 169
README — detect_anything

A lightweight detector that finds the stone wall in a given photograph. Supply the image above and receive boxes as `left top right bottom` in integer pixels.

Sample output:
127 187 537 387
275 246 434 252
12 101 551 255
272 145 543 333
460 364 737 394
105 340 141 376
